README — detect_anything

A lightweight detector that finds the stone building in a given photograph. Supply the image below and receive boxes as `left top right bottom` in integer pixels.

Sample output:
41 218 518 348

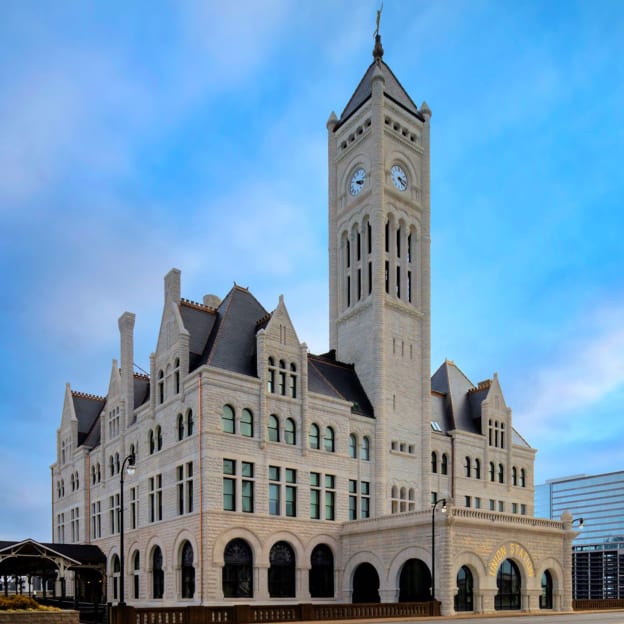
50 34 574 615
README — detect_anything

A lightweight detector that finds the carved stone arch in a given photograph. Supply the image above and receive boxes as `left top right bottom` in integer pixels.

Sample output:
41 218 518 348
303 535 339 571
341 550 384 596
387 544 431 590
106 544 120 576
534 557 564 592
487 541 536 588
213 528 263 567
263 531 305 568
172 530 198 568
453 551 488 592
144 537 166 573
385 150 420 190
340 154 373 192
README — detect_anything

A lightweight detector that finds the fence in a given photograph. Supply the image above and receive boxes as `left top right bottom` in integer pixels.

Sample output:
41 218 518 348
109 601 440 624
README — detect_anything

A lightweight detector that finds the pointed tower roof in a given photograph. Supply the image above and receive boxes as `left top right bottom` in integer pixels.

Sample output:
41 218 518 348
337 34 424 127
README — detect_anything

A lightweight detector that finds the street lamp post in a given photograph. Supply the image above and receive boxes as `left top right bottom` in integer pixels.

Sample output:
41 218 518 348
431 498 447 602
119 452 136 606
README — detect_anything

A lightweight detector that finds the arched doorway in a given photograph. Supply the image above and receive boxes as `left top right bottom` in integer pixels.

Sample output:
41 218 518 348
309 544 334 598
540 570 553 609
352 562 380 603
222 538 253 598
268 541 295 597
399 558 431 602
454 565 473 611
495 559 521 610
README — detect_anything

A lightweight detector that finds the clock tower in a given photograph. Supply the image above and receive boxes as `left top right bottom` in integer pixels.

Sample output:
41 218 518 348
327 35 432 514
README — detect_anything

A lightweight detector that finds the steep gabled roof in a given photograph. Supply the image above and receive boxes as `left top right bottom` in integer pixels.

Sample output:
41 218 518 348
308 352 374 418
196 285 269 377
71 392 105 446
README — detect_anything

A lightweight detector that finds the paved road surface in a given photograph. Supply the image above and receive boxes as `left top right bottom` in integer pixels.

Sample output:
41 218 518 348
339 611 624 624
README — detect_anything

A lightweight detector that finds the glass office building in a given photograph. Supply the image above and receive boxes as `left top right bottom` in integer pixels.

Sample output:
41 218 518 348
536 471 624 599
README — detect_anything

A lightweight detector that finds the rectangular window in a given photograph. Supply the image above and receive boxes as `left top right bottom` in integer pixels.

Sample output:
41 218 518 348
357 268 361 300
465 496 471 508
489 499 495 511
285 468 297 517
242 462 254 513
223 459 236 511
177 462 193 515
269 465 280 515
349 479 357 520
385 261 389 293
520 504 527 515
109 494 120 534
361 481 370 518
149 475 163 522
91 501 101 539
347 276 351 307
498 501 504 512
396 265 401 298
130 487 138 530
368 261 372 295
407 270 412 302
310 472 321 519
325 474 335 521
475 497 481 509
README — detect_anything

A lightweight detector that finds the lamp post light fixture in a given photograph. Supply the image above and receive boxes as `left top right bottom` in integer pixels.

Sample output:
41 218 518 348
431 498 447 602
119 452 136 606
572 517 584 529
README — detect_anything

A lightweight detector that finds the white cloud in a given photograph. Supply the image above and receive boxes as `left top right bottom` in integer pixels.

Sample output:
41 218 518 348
516 300 624 440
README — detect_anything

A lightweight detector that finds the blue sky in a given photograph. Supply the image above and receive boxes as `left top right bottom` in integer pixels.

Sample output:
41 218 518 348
1 0 623 540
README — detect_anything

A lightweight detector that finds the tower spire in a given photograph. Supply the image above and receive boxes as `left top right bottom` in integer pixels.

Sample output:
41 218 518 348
373 2 384 61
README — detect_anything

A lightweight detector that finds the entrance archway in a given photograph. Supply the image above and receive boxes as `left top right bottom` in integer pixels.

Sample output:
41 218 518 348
495 559 521 610
454 565 473 611
352 562 380 603
398 558 431 602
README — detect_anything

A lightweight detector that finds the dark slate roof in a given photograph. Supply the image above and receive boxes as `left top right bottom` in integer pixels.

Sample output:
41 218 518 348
179 299 218 371
71 392 105 446
0 539 106 568
338 57 424 126
133 373 150 409
195 286 268 377
308 352 374 418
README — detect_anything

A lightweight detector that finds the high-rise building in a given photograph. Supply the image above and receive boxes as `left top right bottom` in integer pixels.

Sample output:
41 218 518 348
51 32 573 615
536 472 624 599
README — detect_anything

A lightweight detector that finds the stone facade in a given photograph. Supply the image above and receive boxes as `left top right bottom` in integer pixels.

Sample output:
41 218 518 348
50 35 572 616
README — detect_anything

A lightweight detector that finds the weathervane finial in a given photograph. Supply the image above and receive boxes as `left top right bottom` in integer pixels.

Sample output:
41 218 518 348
373 1 384 61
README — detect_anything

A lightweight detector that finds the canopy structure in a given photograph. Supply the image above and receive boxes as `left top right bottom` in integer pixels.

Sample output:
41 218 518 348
0 539 106 600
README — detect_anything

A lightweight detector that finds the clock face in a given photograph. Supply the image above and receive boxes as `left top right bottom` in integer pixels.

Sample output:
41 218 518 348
350 168 366 196
391 164 408 191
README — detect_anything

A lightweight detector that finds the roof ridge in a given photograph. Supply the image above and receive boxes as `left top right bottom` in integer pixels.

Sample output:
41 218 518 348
133 372 150 381
180 298 217 313
468 379 492 394
309 352 355 369
71 390 106 402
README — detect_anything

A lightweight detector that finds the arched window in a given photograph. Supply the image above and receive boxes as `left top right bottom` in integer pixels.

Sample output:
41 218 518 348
177 414 184 441
540 570 553 609
489 462 495 482
109 455 115 477
223 539 253 598
149 430 155 454
115 452 120 473
464 456 471 478
498 463 504 484
268 541 295 597
181 541 195 599
290 363 297 398
267 357 275 393
349 434 357 458
221 405 234 434
512 467 518 486
495 559 521 610
156 426 162 451
187 409 194 436
455 565 474 612
152 546 164 599
323 426 335 452
309 423 320 449
431 452 438 473
91 466 96 484
158 370 164 404
361 436 370 460
132 551 140 599
240 409 253 437
284 418 296 445
309 544 334 598
441 453 448 475
520 468 526 487
474 458 481 479
268 414 280 442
